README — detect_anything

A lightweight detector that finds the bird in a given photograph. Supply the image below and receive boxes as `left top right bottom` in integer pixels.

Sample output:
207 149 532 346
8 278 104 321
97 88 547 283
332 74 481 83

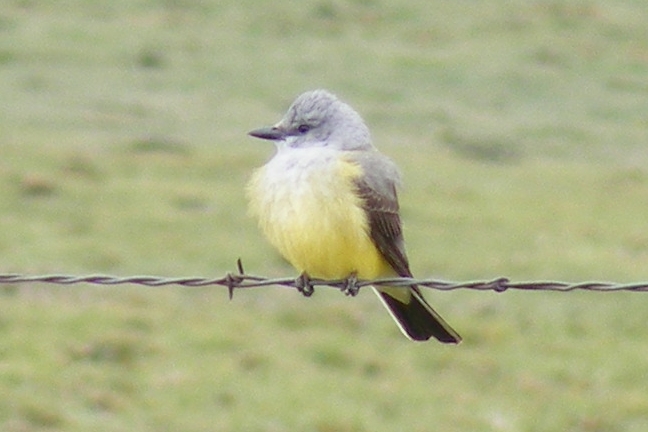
246 89 460 343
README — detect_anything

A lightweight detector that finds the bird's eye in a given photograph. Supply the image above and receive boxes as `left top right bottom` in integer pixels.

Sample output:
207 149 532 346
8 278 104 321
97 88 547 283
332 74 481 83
297 124 310 134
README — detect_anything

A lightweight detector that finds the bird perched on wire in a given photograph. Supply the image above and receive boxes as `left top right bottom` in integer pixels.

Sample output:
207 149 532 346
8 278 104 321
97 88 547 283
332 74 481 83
247 89 460 343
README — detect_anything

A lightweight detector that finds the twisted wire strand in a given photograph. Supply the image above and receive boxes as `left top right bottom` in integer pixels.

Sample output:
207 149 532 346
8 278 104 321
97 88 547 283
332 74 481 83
1 271 647 293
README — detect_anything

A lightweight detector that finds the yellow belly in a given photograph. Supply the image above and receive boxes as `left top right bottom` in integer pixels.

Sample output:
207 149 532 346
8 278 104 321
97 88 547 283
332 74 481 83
247 149 390 279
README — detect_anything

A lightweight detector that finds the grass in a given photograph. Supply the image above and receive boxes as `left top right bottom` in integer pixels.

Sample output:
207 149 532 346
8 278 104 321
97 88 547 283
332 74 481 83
1 0 648 430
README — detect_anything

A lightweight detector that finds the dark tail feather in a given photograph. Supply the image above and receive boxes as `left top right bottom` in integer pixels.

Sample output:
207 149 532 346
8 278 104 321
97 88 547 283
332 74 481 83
375 287 461 343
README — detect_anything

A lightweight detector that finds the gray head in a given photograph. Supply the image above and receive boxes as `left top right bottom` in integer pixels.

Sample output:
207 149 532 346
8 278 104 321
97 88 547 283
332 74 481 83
248 90 373 151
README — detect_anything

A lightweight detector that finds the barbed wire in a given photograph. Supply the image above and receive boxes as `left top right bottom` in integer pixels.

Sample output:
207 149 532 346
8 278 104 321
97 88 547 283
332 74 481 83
1 260 647 297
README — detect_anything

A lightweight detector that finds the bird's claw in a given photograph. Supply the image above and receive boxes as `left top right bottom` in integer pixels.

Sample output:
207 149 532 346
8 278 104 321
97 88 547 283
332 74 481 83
295 272 314 297
342 273 359 296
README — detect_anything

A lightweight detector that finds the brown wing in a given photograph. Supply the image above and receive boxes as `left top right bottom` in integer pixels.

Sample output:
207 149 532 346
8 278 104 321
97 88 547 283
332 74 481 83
350 152 462 343
351 154 412 278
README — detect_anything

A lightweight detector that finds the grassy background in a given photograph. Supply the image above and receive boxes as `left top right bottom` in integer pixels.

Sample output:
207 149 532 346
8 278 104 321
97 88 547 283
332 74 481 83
1 0 648 430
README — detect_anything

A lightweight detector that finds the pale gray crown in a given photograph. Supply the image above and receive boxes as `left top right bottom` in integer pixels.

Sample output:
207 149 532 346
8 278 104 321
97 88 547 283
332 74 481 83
249 90 373 150
277 90 373 151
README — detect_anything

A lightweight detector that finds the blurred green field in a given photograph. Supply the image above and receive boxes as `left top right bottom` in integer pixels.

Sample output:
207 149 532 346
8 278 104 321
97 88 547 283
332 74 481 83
1 0 648 431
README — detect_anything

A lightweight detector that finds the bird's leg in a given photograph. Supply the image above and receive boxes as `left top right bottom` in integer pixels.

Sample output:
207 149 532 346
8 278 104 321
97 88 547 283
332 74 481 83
295 272 314 297
342 272 359 297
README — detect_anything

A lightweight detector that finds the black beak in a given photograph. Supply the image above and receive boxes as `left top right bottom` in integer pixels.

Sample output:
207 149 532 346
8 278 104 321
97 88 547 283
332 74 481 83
248 126 286 141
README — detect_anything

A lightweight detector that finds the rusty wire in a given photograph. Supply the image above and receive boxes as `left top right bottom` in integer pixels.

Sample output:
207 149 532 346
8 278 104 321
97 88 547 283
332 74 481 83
1 260 646 297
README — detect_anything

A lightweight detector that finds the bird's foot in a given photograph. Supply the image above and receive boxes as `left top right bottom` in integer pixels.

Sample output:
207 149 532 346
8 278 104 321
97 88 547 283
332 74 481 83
342 272 359 297
295 272 314 297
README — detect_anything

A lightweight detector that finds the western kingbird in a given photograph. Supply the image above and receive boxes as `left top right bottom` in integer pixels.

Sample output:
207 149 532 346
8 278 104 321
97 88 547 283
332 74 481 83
246 89 461 343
